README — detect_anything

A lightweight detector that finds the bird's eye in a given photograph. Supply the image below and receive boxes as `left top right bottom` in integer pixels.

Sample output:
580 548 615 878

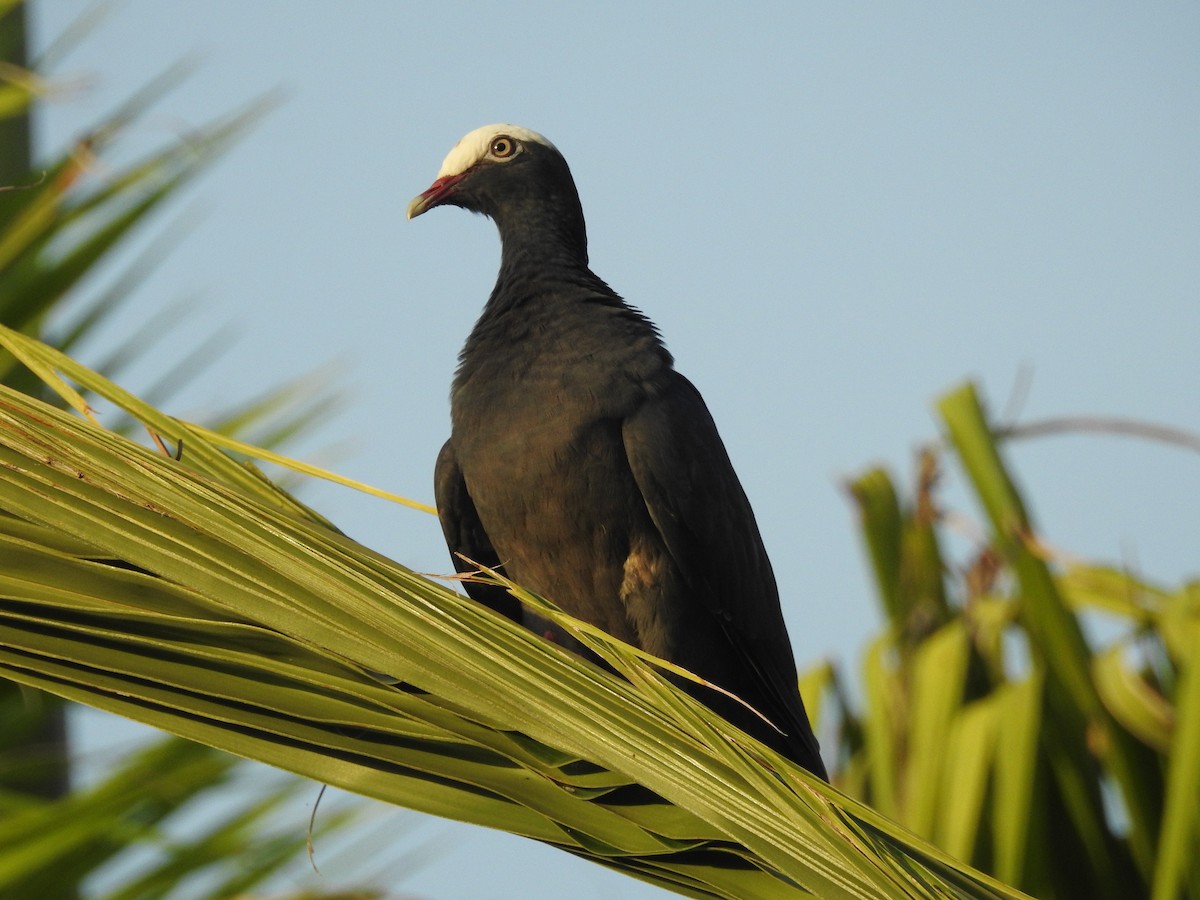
490 136 517 159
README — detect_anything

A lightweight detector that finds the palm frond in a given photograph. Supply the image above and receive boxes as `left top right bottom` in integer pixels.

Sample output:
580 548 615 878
0 324 1027 899
824 383 1200 900
2 5 366 893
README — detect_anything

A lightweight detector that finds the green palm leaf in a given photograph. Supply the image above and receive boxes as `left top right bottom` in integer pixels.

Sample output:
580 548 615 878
0 325 1026 899
830 383 1200 900
2 4 374 893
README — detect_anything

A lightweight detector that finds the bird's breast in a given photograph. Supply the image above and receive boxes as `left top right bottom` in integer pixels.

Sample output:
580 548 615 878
449 350 670 644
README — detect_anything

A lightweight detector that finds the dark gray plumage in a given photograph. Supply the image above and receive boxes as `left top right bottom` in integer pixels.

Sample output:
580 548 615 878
408 124 826 778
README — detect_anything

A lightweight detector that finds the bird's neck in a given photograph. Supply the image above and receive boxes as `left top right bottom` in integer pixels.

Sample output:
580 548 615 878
492 194 589 277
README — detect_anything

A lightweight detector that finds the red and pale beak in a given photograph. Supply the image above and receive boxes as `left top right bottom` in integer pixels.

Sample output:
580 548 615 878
407 172 467 220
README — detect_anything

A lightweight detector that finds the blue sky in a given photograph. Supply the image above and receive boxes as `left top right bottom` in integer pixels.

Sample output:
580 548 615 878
31 2 1199 897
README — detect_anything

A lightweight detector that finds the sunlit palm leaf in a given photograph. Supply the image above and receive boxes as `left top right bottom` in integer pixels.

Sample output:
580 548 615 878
0 326 1026 899
2 6 367 894
828 382 1200 900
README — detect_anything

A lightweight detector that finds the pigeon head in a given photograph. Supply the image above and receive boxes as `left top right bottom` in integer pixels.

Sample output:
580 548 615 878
408 124 588 264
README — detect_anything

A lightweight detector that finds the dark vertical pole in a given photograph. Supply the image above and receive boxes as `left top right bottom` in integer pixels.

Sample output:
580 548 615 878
0 1 32 182
0 0 73 809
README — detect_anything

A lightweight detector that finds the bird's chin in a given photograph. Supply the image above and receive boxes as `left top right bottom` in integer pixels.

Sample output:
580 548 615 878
407 173 466 219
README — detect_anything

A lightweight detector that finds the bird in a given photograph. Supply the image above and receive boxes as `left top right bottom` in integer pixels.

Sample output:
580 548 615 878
408 124 827 779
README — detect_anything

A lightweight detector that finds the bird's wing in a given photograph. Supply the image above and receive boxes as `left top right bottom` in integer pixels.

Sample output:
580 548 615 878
622 374 825 773
434 439 522 622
